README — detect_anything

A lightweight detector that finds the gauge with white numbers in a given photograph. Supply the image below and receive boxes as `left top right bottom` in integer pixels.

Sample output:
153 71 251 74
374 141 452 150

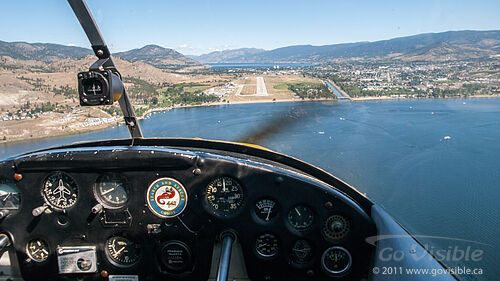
322 246 352 276
95 173 129 208
291 239 313 264
204 177 244 218
255 234 279 258
26 239 49 262
105 236 141 267
42 172 78 210
254 199 278 222
288 205 314 230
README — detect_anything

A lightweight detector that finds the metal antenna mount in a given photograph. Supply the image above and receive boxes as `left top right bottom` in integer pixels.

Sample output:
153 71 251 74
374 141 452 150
67 0 143 139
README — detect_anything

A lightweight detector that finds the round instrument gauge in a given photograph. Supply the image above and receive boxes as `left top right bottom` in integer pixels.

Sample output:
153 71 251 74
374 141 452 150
95 173 129 208
160 241 192 272
42 172 78 210
82 77 104 96
291 239 313 264
26 239 49 262
288 205 314 230
255 234 279 258
254 199 278 222
321 246 352 276
105 236 140 267
0 179 21 209
323 215 350 240
204 177 244 218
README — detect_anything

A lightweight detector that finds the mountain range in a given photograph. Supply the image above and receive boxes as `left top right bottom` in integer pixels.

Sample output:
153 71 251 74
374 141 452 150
0 40 92 62
1 30 499 67
187 48 265 63
191 30 500 63
0 41 200 68
114 45 200 68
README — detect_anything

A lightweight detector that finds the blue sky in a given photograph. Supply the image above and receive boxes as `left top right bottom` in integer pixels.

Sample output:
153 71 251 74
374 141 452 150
1 0 499 55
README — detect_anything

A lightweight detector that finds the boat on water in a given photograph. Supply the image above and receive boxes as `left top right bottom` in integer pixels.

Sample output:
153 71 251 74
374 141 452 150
0 1 486 281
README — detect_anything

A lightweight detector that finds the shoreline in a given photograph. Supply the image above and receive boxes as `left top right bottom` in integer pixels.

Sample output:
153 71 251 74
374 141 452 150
350 94 500 101
139 97 339 118
2 94 500 145
0 97 335 145
0 120 122 146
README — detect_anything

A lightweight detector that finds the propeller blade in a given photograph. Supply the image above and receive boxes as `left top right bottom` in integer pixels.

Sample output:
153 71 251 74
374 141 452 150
237 107 311 144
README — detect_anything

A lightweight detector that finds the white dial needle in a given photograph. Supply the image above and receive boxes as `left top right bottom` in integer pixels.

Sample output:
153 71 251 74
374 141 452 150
101 187 115 195
114 246 126 257
266 207 272 221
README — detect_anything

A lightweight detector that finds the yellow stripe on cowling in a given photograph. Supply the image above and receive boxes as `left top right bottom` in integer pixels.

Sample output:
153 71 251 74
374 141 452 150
192 138 272 151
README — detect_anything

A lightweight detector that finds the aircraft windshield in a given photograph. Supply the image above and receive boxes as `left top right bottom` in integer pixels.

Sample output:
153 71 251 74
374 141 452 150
0 1 499 280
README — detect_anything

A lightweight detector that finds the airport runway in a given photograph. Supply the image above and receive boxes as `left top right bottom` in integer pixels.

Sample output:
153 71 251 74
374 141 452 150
256 76 269 96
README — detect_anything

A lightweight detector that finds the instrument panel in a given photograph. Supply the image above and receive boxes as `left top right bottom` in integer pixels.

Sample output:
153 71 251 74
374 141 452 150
0 144 376 281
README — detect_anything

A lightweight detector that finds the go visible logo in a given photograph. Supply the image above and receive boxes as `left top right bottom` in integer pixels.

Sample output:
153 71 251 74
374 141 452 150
147 178 188 218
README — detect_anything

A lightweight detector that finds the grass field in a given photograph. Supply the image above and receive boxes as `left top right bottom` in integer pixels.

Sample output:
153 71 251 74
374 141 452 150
183 85 211 93
239 77 257 95
266 75 319 96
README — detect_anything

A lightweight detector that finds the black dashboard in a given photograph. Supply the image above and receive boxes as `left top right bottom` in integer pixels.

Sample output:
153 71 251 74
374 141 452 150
0 139 376 281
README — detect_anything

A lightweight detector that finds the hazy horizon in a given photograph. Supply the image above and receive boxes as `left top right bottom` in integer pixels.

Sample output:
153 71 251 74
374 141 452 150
3 28 499 57
2 0 500 55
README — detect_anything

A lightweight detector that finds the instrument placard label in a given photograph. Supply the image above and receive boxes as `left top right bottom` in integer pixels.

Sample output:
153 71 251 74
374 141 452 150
109 275 139 281
57 246 97 274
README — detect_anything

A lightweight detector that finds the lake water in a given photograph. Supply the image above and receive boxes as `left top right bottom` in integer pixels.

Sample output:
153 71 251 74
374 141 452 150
1 99 499 280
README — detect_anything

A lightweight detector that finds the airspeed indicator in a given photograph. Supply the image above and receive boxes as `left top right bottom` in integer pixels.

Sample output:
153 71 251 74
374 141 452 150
204 177 244 218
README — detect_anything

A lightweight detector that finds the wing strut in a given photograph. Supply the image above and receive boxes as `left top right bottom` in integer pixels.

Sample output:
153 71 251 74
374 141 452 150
67 0 143 139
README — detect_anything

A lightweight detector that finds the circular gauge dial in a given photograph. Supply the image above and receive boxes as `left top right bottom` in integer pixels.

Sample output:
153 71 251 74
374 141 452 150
105 236 140 267
204 177 244 218
95 173 129 208
255 234 279 258
26 239 49 262
83 78 103 96
254 199 278 222
323 215 350 240
288 205 314 229
291 240 313 264
322 246 352 276
42 172 78 209
160 241 192 272
0 179 21 209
